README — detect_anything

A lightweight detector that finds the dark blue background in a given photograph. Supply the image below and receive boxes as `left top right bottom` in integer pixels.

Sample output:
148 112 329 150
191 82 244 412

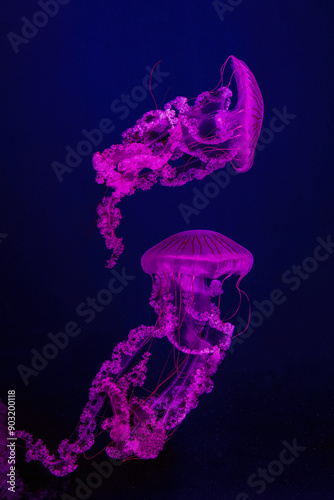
1 0 333 499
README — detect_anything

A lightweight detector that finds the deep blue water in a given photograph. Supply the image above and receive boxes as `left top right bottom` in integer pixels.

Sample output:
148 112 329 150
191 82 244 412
1 1 333 499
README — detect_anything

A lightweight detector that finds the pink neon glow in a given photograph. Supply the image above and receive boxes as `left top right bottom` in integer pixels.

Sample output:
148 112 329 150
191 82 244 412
17 230 253 476
93 55 263 268
141 229 253 279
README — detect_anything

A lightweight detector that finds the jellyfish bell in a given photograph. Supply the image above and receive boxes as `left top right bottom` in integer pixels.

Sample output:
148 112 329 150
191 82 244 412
141 229 253 355
226 56 264 172
141 229 253 279
166 56 264 176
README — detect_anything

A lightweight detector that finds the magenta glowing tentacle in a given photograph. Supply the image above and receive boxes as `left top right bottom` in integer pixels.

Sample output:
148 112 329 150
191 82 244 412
93 56 263 269
16 55 261 478
17 230 253 476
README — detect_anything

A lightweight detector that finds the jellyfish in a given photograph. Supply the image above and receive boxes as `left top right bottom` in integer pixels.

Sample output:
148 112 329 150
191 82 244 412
17 230 253 476
93 55 263 268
